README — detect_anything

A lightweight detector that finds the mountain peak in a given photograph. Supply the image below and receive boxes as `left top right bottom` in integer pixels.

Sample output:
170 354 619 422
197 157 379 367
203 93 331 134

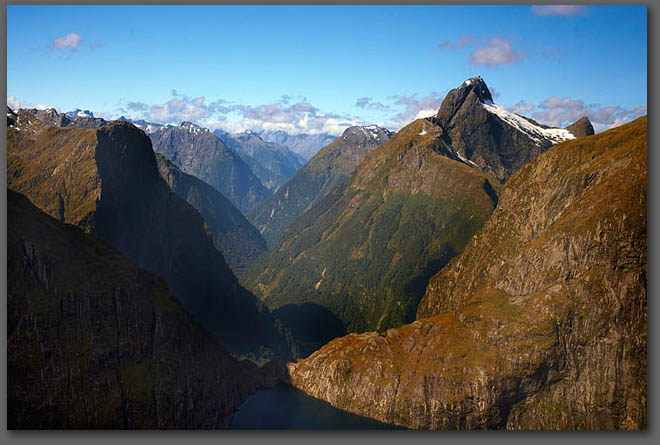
565 116 595 138
179 121 208 133
342 124 392 142
459 76 493 103
436 76 493 125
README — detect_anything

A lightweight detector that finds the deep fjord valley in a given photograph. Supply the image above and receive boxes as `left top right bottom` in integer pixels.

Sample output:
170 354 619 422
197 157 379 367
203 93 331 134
6 76 647 430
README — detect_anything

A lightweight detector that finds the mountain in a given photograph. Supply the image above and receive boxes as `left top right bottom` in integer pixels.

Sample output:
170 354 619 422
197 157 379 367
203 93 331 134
247 125 393 249
7 109 292 359
219 130 306 189
434 76 593 182
148 121 270 213
65 108 95 119
14 107 106 129
7 189 274 428
286 116 647 430
244 117 500 341
155 152 267 274
258 129 337 160
118 116 172 134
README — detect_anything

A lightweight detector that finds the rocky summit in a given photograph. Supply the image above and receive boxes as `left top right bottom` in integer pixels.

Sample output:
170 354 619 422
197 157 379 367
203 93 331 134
7 111 292 360
435 76 593 182
287 116 647 430
247 125 392 249
7 189 272 429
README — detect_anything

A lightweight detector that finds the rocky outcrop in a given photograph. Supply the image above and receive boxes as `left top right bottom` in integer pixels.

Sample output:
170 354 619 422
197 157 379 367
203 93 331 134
287 117 647 430
7 115 292 360
565 116 595 138
245 118 499 339
7 190 267 429
247 125 392 248
155 153 267 274
148 122 270 213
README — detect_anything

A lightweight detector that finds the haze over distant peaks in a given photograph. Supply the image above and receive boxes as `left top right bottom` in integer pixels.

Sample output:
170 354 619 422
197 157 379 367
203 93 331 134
247 124 392 249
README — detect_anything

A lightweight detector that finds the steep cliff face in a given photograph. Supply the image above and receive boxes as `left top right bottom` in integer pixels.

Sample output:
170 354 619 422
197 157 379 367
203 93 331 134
288 117 647 430
247 125 392 249
148 122 270 213
245 118 499 338
155 153 267 274
7 190 265 429
7 114 292 360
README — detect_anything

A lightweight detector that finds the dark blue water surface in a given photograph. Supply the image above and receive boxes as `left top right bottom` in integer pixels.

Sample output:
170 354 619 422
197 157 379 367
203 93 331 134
229 383 404 430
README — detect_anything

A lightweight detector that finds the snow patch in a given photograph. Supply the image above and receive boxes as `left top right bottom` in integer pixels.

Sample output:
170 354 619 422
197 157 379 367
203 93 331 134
482 102 575 145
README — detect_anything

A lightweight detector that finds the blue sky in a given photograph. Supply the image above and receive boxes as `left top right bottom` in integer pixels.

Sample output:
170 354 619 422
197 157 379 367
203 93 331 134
7 4 647 134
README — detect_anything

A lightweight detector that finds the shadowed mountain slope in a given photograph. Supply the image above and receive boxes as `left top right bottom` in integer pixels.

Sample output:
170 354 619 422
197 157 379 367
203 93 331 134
7 189 269 429
155 153 267 274
7 110 292 359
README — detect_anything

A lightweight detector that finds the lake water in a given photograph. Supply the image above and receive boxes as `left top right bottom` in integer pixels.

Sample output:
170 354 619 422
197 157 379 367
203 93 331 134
229 383 404 430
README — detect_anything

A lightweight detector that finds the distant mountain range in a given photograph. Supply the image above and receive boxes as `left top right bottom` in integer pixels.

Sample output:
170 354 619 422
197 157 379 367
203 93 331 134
258 129 337 160
247 125 392 249
215 129 306 192
147 121 271 213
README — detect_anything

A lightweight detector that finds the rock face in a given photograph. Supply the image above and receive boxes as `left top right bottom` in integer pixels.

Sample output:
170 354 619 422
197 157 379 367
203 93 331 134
7 189 265 429
287 116 647 430
148 121 270 213
155 153 268 274
258 129 337 160
247 125 392 248
7 113 292 359
565 116 596 138
245 118 499 339
216 130 306 192
435 76 591 182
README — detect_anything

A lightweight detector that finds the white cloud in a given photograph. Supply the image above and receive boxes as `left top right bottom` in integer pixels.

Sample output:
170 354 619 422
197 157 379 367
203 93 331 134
124 92 367 136
413 109 437 120
7 96 21 110
531 5 587 17
6 96 57 112
531 96 646 132
390 92 446 126
356 97 390 111
438 35 476 50
506 100 535 115
51 32 82 51
470 37 524 66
